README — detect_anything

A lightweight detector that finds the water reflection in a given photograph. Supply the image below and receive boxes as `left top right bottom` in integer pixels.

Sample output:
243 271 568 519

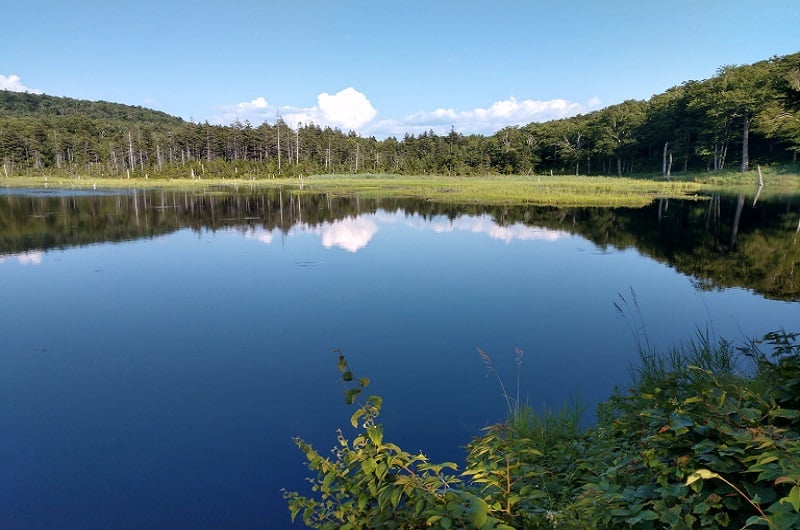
1 188 799 299
319 216 379 252
2 187 799 530
240 212 569 254
0 250 43 265
424 215 567 243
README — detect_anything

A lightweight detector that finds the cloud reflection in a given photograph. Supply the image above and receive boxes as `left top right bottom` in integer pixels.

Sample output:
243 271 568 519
242 211 565 253
428 215 567 243
321 217 379 252
0 251 44 265
244 228 275 245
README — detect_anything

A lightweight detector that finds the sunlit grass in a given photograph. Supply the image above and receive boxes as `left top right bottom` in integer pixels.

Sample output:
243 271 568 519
687 165 800 197
3 168 799 207
296 173 709 207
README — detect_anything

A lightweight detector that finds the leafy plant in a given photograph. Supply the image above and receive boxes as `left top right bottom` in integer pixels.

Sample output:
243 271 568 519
284 350 514 529
287 332 800 529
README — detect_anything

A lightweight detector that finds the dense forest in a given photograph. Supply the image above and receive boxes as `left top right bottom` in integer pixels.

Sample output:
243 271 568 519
1 53 799 179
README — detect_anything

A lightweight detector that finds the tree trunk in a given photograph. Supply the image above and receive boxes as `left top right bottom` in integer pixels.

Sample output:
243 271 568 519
662 141 669 177
713 138 719 171
741 113 750 172
128 131 135 171
730 193 745 247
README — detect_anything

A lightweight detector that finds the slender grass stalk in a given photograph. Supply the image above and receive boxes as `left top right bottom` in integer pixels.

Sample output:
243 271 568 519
478 347 514 415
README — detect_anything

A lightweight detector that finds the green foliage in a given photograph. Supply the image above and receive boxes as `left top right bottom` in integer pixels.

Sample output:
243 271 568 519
284 351 512 529
562 331 800 529
288 332 800 529
3 52 800 178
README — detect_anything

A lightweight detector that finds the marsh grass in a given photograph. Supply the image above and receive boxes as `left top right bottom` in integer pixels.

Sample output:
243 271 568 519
5 166 799 208
477 346 584 446
614 288 742 394
300 173 708 207
1 172 711 207
0 174 303 191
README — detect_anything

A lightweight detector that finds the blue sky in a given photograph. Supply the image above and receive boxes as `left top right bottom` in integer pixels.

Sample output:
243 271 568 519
2 0 798 138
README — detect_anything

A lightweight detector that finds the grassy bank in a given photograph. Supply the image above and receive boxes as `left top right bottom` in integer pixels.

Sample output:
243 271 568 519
287 331 800 529
2 167 799 207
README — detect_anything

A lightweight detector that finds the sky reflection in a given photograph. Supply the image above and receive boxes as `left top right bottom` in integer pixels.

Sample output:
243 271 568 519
424 215 567 243
320 217 379 252
2 195 799 530
241 210 567 253
0 251 44 265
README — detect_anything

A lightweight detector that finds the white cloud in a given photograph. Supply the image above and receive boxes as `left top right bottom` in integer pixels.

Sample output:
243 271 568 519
0 74 42 94
214 90 588 138
212 88 377 133
318 87 377 130
376 97 585 137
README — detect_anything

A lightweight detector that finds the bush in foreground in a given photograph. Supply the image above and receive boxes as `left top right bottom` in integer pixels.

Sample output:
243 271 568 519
285 333 800 529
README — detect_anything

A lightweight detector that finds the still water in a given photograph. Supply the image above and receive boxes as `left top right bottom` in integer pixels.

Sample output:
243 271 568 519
1 188 799 529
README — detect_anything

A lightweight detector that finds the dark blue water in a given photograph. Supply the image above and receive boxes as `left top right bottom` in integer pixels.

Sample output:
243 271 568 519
1 190 798 529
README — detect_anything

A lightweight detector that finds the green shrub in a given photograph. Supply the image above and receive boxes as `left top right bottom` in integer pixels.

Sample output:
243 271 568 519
286 334 800 529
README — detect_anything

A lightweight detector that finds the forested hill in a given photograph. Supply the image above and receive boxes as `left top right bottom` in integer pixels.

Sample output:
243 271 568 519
1 51 799 178
0 90 183 125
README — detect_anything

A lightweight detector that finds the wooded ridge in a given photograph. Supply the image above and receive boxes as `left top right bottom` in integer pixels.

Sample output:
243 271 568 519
1 52 798 178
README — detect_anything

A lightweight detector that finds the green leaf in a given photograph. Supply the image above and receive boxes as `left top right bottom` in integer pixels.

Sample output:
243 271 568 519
350 408 365 428
344 388 361 405
367 425 383 446
669 413 694 430
686 469 720 486
714 512 731 526
342 370 354 382
361 458 377 474
469 500 488 528
357 493 369 511
782 485 800 512
772 407 800 419
357 377 370 388
626 510 658 525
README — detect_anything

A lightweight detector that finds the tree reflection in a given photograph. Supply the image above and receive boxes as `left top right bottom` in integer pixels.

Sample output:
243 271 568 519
1 188 798 300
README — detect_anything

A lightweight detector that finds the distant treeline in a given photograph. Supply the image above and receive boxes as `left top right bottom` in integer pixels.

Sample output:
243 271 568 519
1 53 799 178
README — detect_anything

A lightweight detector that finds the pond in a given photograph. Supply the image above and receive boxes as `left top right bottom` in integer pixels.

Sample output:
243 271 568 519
1 188 799 529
